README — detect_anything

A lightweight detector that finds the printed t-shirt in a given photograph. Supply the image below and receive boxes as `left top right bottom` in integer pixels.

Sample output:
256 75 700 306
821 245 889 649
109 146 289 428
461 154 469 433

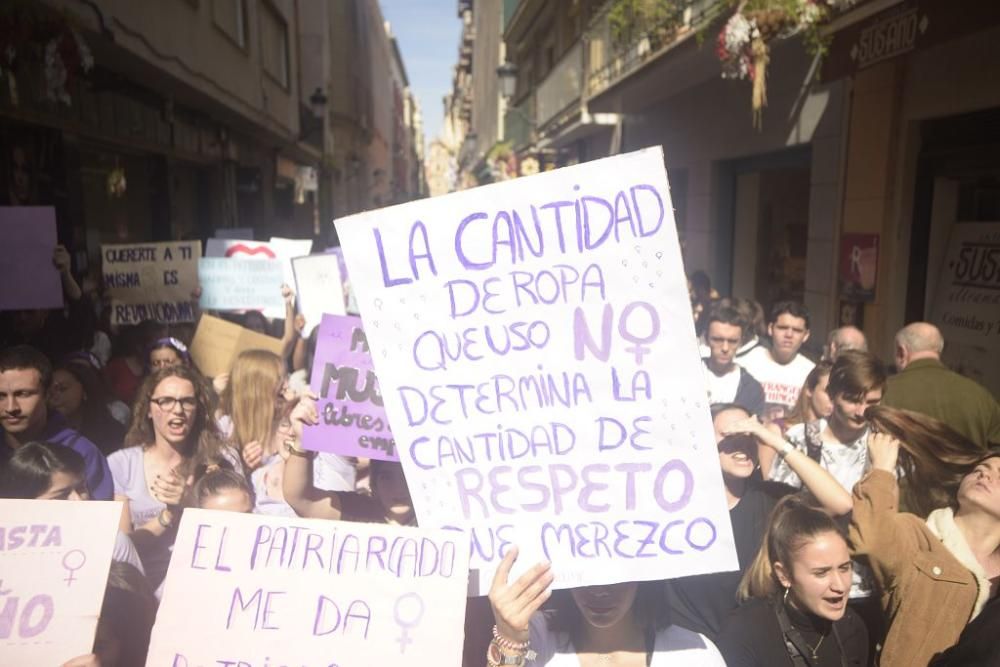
703 364 741 405
739 347 814 418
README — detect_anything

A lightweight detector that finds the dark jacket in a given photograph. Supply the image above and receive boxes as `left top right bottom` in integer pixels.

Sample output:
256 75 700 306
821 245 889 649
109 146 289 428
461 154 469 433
883 358 1000 448
40 413 113 499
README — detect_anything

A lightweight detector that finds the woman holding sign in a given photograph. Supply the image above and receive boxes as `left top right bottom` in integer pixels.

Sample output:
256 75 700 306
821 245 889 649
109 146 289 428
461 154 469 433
488 547 726 666
282 390 415 526
108 364 235 593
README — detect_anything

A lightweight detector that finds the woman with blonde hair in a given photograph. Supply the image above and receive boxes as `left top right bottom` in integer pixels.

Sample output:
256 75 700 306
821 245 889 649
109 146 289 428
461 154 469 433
718 495 869 666
217 349 301 515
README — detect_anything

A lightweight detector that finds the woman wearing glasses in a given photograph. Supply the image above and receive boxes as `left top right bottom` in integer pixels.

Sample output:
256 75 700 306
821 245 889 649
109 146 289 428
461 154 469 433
107 365 233 594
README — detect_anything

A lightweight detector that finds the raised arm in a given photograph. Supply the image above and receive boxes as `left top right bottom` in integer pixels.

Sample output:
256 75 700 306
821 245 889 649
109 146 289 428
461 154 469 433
279 285 301 367
723 416 853 515
848 433 921 582
281 391 345 520
487 547 553 667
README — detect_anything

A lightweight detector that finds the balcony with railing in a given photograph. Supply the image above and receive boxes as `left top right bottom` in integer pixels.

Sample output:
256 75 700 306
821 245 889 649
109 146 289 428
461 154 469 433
587 0 725 100
536 41 584 132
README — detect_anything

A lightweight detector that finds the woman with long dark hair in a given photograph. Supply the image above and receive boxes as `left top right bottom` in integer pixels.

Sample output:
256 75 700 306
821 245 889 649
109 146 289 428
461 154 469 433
718 495 869 666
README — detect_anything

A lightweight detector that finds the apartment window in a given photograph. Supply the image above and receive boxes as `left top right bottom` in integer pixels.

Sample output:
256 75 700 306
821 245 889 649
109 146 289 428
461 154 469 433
260 2 289 88
213 0 247 49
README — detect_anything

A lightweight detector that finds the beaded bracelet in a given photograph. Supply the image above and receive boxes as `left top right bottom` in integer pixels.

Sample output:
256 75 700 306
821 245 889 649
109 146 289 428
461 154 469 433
492 625 530 651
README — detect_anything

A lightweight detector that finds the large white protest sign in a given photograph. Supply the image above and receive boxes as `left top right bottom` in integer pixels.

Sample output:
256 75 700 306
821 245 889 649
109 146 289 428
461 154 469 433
0 499 121 664
292 254 347 335
336 147 737 594
929 222 1000 395
102 241 201 325
146 509 469 667
198 257 285 312
206 238 313 317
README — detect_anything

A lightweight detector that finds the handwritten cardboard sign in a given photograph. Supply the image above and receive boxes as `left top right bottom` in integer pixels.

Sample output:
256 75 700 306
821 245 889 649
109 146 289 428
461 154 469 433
929 222 1000 396
145 509 469 667
189 314 285 378
0 206 63 311
303 314 397 461
206 238 313 318
102 241 200 325
336 147 737 594
292 254 347 336
0 499 121 664
198 257 285 312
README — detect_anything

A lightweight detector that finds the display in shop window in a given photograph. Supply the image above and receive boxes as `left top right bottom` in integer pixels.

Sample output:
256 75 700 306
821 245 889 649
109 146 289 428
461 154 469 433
839 233 879 303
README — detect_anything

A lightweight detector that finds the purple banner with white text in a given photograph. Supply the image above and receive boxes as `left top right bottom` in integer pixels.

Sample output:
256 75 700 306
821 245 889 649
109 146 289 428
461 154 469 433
302 314 398 461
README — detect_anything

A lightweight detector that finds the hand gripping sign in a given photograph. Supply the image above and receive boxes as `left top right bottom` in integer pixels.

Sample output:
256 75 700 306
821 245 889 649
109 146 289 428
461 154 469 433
146 510 469 667
335 147 738 595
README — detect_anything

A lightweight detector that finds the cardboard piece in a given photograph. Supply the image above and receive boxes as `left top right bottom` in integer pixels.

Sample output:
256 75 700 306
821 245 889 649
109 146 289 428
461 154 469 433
102 241 201 325
302 314 397 460
0 499 121 664
189 314 285 378
145 510 469 667
335 147 738 594
0 206 63 311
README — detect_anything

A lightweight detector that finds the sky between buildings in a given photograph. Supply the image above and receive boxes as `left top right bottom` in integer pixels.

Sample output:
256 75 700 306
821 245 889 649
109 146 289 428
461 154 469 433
380 0 463 152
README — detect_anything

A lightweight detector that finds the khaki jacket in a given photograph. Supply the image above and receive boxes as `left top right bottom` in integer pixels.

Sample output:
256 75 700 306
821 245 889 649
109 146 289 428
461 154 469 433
849 470 990 667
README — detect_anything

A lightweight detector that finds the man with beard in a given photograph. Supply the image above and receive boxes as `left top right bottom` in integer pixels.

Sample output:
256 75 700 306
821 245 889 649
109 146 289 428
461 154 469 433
0 345 112 498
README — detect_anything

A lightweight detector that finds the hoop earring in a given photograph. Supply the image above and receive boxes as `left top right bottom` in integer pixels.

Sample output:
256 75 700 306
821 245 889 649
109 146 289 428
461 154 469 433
783 586 790 605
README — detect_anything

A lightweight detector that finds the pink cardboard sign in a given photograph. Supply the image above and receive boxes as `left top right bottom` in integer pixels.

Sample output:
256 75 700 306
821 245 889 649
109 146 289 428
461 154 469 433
302 314 397 460
0 207 63 311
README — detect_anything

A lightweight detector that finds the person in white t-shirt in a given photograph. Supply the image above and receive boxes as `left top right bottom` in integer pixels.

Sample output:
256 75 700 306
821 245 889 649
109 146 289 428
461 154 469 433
740 301 815 421
702 304 765 417
486 549 725 666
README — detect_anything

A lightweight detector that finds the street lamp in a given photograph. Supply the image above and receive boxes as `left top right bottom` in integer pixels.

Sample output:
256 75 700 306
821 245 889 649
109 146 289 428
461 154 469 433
496 61 518 99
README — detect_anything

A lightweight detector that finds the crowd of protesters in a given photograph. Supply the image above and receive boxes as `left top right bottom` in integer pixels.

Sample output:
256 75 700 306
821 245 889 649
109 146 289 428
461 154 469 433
1 248 998 667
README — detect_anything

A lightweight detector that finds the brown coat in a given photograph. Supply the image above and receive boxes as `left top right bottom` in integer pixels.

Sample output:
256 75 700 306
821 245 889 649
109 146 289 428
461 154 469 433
849 470 988 667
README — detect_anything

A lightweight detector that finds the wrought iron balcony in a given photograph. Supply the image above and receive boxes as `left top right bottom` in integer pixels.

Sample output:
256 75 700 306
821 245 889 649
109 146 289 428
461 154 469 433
586 0 726 99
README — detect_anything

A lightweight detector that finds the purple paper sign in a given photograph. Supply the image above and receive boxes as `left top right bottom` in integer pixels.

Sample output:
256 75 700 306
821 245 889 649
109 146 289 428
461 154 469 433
302 313 398 460
0 207 63 311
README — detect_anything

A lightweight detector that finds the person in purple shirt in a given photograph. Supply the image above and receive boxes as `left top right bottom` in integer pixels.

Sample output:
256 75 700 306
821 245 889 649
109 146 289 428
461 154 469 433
0 345 113 499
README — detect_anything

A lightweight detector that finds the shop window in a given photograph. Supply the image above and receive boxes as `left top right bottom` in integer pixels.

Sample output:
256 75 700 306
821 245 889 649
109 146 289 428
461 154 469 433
213 0 247 49
260 2 290 89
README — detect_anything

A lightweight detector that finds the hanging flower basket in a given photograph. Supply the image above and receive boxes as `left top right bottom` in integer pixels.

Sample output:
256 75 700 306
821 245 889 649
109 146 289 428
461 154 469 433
716 0 855 128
